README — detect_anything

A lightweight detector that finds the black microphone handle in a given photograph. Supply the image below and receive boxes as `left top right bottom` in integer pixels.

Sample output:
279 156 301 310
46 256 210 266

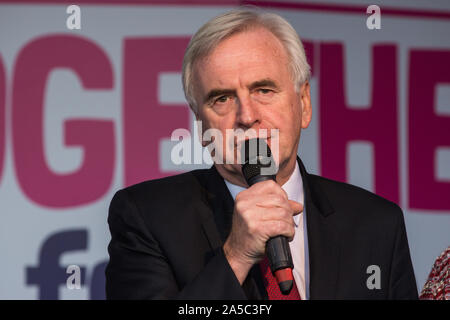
265 235 294 277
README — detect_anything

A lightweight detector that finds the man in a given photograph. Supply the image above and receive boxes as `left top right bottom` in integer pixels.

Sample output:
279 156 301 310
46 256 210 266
105 9 418 299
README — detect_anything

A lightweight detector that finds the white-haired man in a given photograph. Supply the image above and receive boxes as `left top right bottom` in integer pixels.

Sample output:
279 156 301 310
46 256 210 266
106 9 418 300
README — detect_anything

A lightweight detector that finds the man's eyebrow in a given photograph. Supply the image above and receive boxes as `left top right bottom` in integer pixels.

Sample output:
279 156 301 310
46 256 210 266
202 79 279 104
248 79 279 90
203 88 235 104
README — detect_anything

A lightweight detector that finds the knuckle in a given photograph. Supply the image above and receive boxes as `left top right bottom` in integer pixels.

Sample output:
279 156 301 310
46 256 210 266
273 207 284 219
235 199 246 213
283 207 292 219
270 220 283 235
262 179 277 191
267 179 277 187
276 207 290 219
247 220 257 233
235 191 245 203
289 224 295 236
279 220 294 236
276 220 283 232
274 194 285 204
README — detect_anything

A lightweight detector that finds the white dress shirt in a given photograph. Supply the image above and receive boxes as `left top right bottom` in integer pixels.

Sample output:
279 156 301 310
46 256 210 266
224 163 310 299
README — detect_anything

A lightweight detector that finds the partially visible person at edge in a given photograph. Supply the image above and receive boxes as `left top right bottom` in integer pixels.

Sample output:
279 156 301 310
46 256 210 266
420 246 449 300
105 8 418 300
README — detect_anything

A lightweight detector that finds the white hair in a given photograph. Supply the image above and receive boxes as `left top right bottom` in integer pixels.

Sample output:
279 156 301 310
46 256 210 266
182 8 311 112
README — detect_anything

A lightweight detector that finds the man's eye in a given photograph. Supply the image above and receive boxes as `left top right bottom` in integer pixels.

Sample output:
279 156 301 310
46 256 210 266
258 88 272 94
215 95 229 103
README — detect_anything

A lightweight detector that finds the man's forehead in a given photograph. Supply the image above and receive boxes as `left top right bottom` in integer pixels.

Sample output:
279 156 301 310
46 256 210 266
206 28 285 62
193 30 288 83
193 60 283 102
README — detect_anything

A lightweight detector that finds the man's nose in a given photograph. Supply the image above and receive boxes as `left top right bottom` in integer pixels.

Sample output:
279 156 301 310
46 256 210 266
236 95 260 129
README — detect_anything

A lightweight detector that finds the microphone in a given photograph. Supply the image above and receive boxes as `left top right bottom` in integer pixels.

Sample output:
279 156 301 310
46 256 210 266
240 138 294 295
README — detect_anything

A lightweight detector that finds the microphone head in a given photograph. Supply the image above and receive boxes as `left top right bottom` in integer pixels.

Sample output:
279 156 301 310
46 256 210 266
241 138 276 185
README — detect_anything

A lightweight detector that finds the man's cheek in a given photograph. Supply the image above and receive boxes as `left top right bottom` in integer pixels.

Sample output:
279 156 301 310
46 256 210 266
267 130 282 168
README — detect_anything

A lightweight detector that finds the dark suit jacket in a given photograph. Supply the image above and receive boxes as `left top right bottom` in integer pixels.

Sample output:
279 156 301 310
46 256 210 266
105 158 418 299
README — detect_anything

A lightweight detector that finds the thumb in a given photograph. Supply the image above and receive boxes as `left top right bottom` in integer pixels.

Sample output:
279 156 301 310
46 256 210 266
289 200 303 216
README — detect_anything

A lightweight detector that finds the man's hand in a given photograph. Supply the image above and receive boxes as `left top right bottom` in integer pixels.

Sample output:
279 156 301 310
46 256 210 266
223 180 303 284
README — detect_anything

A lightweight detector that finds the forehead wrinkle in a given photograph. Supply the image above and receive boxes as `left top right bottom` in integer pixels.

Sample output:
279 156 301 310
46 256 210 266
207 27 287 69
193 27 291 103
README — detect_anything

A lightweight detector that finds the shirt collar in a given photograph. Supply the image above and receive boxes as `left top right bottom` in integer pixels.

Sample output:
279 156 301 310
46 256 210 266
224 162 304 226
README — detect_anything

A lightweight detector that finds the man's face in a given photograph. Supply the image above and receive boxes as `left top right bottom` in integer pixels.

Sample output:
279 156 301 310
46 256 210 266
192 27 312 185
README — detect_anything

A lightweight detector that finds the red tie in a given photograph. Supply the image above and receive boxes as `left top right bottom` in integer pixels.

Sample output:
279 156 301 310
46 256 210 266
259 256 301 300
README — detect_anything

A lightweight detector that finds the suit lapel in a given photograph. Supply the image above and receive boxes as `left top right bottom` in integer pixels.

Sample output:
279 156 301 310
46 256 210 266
298 158 340 299
197 166 234 246
195 166 266 299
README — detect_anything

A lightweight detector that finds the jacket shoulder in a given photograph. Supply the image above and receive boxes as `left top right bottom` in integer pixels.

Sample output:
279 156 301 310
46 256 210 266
119 168 211 207
308 173 403 223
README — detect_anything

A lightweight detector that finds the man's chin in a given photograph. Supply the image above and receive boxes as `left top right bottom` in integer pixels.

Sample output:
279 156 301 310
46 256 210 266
215 162 242 174
214 163 248 186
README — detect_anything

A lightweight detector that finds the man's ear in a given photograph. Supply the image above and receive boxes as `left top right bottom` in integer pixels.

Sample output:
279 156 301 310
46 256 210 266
300 81 312 129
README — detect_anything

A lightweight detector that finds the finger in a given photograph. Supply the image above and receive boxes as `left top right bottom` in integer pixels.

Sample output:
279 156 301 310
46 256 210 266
249 180 288 199
289 200 303 215
253 194 291 209
265 220 295 240
248 196 302 218
257 207 294 223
